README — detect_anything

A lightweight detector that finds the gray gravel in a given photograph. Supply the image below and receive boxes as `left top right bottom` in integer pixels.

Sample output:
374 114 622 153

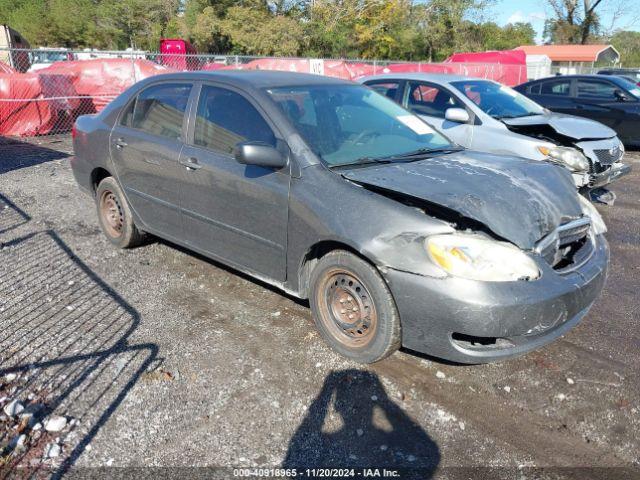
0 136 639 478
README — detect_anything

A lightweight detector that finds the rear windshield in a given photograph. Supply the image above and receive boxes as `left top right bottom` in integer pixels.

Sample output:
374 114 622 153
266 84 451 166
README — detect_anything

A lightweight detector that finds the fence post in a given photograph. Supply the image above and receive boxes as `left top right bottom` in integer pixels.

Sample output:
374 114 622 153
130 49 136 83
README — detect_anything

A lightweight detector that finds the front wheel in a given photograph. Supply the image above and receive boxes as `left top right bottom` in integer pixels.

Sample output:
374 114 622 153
309 250 401 363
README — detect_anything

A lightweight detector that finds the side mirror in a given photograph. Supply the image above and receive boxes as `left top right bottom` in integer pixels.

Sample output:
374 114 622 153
445 108 470 123
614 89 628 102
234 141 287 169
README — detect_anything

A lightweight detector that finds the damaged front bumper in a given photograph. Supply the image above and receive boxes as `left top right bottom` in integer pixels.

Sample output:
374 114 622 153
588 162 631 189
384 234 609 363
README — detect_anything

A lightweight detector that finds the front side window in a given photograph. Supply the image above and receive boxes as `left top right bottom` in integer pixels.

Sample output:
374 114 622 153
407 82 462 118
451 80 544 119
131 83 192 140
577 80 617 99
540 80 571 96
267 84 452 167
194 85 276 154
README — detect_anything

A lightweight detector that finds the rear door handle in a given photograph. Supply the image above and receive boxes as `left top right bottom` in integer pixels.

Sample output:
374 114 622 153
179 157 202 170
114 137 128 149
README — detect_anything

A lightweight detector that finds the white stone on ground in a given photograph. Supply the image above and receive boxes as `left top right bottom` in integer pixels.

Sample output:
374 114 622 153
3 399 24 417
44 415 67 432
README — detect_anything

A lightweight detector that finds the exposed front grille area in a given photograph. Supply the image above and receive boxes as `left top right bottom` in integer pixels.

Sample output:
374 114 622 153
593 146 624 165
578 139 624 185
536 217 593 271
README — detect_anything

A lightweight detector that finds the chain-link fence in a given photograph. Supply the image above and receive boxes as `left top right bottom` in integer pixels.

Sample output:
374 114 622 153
2 46 530 137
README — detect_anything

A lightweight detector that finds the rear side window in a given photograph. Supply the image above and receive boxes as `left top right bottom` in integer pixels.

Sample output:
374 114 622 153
528 84 541 94
131 83 192 140
194 85 276 154
577 80 617 99
406 82 462 118
366 81 400 101
541 80 571 96
120 99 136 127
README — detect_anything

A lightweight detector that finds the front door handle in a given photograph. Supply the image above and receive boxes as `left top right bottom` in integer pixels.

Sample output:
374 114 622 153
114 137 128 149
180 157 202 170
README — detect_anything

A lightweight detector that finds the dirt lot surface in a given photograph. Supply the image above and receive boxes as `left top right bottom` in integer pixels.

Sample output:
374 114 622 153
0 135 639 479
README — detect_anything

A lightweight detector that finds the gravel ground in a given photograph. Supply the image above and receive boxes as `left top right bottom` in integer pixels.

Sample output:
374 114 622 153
0 135 639 479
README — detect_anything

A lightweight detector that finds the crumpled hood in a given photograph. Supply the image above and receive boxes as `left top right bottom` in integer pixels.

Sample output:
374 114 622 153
342 151 584 250
502 113 617 140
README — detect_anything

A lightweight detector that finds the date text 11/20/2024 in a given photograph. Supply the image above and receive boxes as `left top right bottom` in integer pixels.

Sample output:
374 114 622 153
233 468 402 477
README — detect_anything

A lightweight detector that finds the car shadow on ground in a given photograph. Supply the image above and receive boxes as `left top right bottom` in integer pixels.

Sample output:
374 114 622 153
283 369 440 478
0 136 71 174
0 195 158 477
0 192 31 235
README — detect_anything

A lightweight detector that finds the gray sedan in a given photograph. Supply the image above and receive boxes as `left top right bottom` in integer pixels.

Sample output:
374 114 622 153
360 74 630 191
71 71 608 364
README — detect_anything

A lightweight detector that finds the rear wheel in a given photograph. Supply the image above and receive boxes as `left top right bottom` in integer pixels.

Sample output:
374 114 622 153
309 250 401 363
95 177 145 248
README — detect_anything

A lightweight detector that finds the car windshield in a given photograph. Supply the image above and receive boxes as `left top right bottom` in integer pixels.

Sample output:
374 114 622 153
451 80 545 119
266 84 453 167
614 77 640 98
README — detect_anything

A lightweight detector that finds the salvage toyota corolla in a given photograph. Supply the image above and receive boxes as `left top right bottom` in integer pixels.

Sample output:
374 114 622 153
71 71 609 364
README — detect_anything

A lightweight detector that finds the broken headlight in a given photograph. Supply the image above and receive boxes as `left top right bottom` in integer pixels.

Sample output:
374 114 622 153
426 233 540 282
578 195 607 235
537 146 589 172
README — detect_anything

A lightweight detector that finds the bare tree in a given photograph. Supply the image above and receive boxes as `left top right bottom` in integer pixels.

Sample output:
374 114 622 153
543 0 634 43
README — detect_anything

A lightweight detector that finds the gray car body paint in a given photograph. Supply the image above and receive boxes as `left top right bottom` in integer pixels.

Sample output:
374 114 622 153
70 70 609 363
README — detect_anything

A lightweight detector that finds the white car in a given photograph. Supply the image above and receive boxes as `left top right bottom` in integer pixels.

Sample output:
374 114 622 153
360 74 630 192
28 48 75 71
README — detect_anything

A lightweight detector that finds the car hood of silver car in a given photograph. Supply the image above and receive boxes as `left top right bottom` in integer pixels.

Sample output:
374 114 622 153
501 112 617 140
342 151 584 250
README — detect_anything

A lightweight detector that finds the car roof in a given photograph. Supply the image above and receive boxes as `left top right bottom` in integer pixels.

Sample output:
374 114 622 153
140 70 353 89
532 74 625 81
359 73 486 84
518 73 634 88
599 68 640 72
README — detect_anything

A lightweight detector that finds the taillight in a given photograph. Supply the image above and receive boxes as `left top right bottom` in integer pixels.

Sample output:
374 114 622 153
71 124 78 139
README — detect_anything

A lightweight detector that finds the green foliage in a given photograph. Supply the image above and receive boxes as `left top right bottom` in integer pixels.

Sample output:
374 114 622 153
611 31 640 67
2 0 622 63
219 7 303 56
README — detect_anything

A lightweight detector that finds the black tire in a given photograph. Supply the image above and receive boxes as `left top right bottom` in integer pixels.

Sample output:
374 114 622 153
309 250 401 363
95 177 145 249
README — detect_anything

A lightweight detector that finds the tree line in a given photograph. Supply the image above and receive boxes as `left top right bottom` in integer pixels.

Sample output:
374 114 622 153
1 0 638 64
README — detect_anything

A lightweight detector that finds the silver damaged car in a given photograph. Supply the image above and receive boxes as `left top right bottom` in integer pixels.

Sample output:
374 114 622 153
360 74 630 194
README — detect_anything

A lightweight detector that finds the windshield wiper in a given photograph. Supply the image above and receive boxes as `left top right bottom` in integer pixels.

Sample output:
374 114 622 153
328 157 393 169
497 113 541 119
329 146 463 169
382 146 463 160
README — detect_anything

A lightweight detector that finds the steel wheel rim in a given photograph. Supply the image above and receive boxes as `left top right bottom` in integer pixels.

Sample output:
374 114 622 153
99 190 124 238
318 269 378 348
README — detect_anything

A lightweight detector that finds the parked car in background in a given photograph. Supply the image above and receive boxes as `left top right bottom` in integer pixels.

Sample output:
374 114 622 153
28 47 75 71
515 74 640 148
72 71 609 364
360 74 629 191
598 68 640 85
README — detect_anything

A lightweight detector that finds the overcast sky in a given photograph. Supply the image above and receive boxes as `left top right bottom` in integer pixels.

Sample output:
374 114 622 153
492 0 640 43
